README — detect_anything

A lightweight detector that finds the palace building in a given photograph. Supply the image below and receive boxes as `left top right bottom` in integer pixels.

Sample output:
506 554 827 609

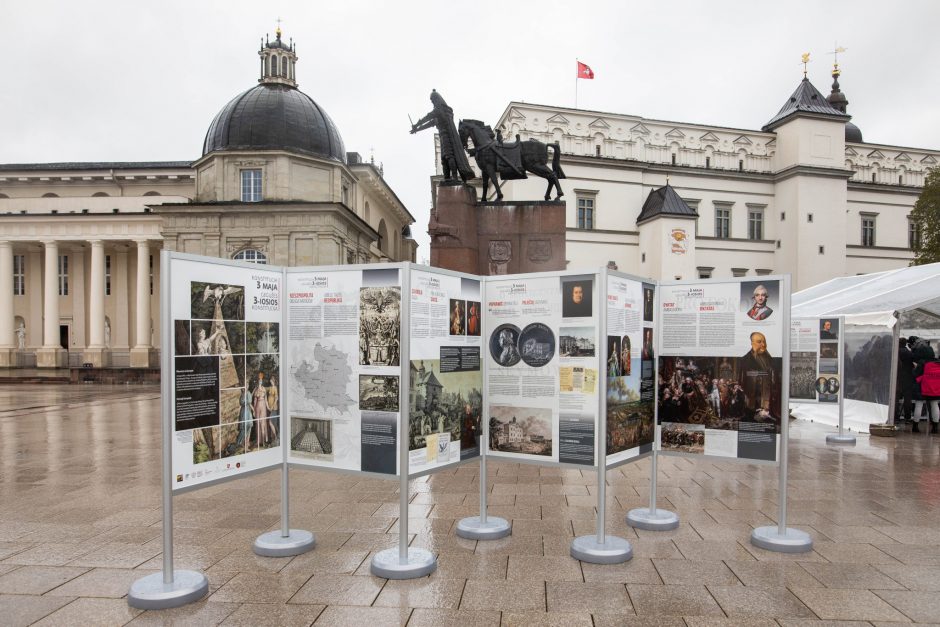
449 62 939 290
0 29 416 370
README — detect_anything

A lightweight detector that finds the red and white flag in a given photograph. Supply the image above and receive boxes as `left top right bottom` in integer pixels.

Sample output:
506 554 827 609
577 61 594 79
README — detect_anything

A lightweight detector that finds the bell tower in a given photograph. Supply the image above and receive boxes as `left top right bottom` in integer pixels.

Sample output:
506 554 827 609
259 24 298 88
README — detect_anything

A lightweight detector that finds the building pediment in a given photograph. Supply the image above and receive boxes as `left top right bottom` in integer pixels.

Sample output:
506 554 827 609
868 149 886 159
665 128 685 139
546 113 570 125
923 155 938 165
845 147 859 156
507 108 526 122
630 123 651 135
894 152 911 162
699 132 720 142
589 117 611 129
733 135 753 145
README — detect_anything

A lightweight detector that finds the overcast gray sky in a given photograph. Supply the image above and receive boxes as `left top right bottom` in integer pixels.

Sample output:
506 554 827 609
2 1 938 257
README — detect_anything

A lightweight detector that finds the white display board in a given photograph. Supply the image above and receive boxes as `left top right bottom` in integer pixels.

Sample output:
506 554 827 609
407 267 484 474
168 254 284 491
483 271 600 467
657 277 789 462
285 265 403 476
604 271 656 466
790 317 842 404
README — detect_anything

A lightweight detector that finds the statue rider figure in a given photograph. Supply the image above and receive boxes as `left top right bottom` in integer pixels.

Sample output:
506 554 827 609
411 90 475 184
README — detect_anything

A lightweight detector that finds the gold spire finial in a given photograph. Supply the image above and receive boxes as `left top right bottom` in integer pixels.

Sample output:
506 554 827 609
828 43 847 76
801 52 811 78
275 16 283 39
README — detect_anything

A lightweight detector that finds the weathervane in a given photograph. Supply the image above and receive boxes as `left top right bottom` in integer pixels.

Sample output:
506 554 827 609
801 52 811 78
828 44 847 75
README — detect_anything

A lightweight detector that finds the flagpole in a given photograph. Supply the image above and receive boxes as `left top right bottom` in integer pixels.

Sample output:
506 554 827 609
575 59 578 109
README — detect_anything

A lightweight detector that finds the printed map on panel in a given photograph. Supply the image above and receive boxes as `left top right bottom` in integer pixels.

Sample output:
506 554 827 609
291 343 355 413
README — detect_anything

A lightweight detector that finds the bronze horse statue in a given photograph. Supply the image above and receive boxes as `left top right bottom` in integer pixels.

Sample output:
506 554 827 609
458 119 565 202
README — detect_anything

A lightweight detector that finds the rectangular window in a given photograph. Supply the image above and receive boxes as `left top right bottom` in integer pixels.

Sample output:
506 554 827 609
715 206 731 239
909 220 922 249
747 208 764 240
58 255 68 296
105 255 111 296
732 268 748 277
149 255 154 295
240 169 262 202
577 196 595 230
862 217 876 247
697 267 713 279
13 254 25 296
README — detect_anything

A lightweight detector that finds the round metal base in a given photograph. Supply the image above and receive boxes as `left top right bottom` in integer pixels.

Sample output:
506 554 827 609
826 433 857 445
370 548 437 579
253 529 316 557
456 515 511 540
750 526 814 553
570 535 633 564
626 507 680 531
127 570 208 610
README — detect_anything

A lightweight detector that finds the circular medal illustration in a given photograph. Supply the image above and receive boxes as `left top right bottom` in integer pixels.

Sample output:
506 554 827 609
519 322 556 367
489 324 521 367
827 377 840 394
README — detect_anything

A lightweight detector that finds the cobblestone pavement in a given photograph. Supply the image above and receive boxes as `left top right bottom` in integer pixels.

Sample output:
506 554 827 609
1 384 938 625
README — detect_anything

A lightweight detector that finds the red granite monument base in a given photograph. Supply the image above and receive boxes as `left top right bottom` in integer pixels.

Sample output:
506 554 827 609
430 184 566 275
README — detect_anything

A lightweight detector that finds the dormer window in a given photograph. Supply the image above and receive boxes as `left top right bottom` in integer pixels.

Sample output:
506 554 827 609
241 169 262 202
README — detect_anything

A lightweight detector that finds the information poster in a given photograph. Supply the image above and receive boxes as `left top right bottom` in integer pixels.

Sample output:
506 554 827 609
286 267 401 475
816 318 841 404
170 256 283 491
407 268 484 473
658 279 785 461
484 273 599 467
790 318 818 401
605 272 655 465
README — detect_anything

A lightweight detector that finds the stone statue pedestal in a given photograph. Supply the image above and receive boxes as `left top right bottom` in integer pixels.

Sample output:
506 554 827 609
430 184 566 275
0 348 14 368
37 347 67 369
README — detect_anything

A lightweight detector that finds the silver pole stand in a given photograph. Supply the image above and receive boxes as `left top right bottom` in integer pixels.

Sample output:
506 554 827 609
457 450 511 539
372 264 437 579
626 446 679 530
751 275 813 553
572 268 633 564
827 317 855 445
253 462 316 555
129 251 208 609
255 267 316 556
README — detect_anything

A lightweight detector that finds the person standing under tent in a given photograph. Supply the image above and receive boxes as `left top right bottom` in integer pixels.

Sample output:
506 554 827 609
913 354 940 434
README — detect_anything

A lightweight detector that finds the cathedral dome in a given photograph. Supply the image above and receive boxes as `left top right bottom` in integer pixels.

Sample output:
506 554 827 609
202 84 346 162
202 29 345 162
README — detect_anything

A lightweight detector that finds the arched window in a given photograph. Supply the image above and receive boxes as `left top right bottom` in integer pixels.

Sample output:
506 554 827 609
271 56 278 76
143 191 161 196
0 193 9 199
364 201 371 223
92 192 109 197
233 249 268 264
42 192 59 198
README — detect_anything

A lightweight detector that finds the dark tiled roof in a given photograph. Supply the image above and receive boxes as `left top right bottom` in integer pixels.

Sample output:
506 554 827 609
763 78 850 131
0 161 192 172
636 184 698 225
203 83 345 162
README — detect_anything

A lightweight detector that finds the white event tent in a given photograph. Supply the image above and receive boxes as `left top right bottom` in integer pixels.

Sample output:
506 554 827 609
789 263 940 433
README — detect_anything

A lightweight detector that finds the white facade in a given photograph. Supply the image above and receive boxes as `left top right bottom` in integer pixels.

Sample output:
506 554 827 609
482 75 937 290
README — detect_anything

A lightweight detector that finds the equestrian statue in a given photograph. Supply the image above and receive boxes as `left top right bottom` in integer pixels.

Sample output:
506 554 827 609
410 90 565 203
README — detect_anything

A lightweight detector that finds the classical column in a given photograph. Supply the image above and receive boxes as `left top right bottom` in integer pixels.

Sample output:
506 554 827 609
0 241 14 366
37 240 66 368
83 240 110 367
130 239 155 368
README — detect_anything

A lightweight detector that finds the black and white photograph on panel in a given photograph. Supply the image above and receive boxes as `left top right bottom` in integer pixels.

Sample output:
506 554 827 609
661 422 705 454
174 320 191 356
359 374 400 413
359 279 401 367
740 280 777 321
291 416 334 462
246 321 279 354
519 322 555 367
561 276 593 318
559 327 595 358
489 324 521 367
408 360 483 454
191 281 245 321
820 342 839 359
790 351 817 400
489 405 553 457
